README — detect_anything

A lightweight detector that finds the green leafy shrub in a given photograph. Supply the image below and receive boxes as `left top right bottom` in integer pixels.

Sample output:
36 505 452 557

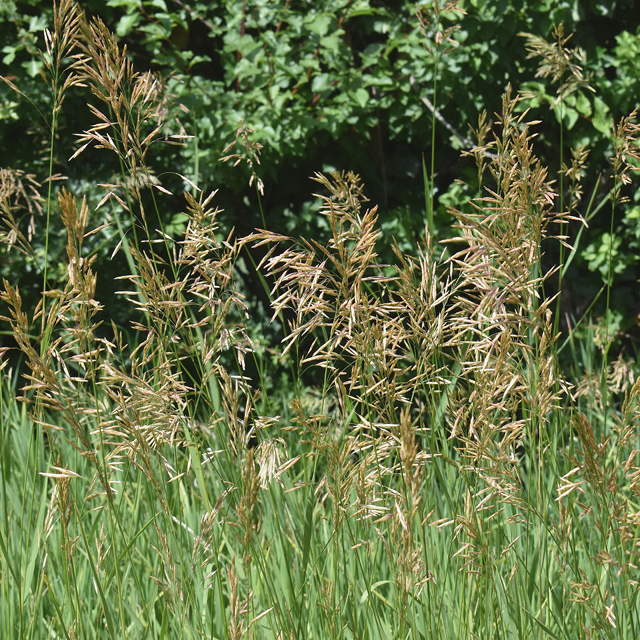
3 0 640 338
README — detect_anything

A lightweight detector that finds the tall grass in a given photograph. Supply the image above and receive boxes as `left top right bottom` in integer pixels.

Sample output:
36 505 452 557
1 2 640 639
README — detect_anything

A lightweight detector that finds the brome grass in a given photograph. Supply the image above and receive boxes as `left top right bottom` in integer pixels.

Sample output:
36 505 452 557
1 2 640 639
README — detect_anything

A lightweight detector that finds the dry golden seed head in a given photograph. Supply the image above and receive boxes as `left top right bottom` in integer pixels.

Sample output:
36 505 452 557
416 0 467 59
227 560 250 640
255 437 288 489
42 480 61 540
56 473 73 529
220 120 264 196
607 353 635 395
0 169 44 256
0 168 44 216
610 109 640 206
94 523 110 571
39 0 85 113
233 446 261 570
74 15 172 170
317 577 341 637
193 487 234 566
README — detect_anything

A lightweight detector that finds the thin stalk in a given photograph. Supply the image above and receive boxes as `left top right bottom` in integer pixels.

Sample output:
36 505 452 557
554 99 565 337
41 114 57 340
193 112 200 190
601 194 617 443
429 73 438 236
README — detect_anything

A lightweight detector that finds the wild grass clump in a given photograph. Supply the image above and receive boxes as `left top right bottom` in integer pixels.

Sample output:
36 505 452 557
1 2 640 639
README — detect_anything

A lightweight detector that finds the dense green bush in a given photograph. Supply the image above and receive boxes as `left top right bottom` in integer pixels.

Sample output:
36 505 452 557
2 0 640 341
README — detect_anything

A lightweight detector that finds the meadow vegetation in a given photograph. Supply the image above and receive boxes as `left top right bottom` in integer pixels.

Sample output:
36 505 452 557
1 1 640 638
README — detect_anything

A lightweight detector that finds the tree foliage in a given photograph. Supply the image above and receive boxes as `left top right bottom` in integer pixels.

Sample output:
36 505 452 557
1 0 640 336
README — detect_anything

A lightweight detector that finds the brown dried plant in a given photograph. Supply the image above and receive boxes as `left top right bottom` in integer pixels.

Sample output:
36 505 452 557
151 522 184 614
179 190 254 370
1 5 259 581
246 171 455 558
0 168 44 256
562 144 590 216
75 14 169 164
1 189 116 500
248 171 451 428
227 561 250 640
237 446 260 572
72 9 183 233
446 88 566 457
438 88 583 587
41 0 85 117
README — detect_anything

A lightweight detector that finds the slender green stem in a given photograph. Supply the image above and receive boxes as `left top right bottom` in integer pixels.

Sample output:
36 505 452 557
429 72 438 236
554 99 565 337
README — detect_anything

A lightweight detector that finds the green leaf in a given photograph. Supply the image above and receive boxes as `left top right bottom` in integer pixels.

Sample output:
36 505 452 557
352 88 369 108
21 59 42 78
575 91 592 116
592 96 611 134
306 14 332 37
361 42 385 66
300 493 314 583
156 12 177 35
28 15 47 32
320 34 342 53
107 0 141 8
311 73 331 92
556 105 579 130
75 505 117 640
116 13 141 38
0 524 19 589
2 45 16 65
22 479 48 604
223 32 259 57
